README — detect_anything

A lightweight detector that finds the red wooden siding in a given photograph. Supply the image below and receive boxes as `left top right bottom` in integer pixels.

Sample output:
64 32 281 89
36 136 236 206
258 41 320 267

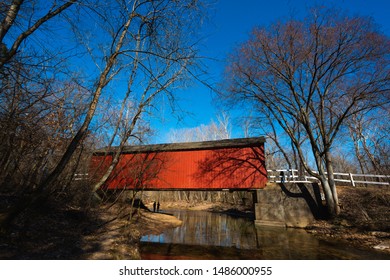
90 138 267 190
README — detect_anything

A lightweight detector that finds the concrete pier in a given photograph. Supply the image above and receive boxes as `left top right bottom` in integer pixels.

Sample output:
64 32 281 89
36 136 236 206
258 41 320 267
254 182 325 228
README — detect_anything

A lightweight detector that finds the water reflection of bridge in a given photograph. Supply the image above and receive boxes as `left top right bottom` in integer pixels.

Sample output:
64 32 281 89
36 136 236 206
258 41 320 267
140 210 390 260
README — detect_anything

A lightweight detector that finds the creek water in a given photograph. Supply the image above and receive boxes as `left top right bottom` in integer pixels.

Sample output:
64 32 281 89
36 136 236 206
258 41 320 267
140 209 389 260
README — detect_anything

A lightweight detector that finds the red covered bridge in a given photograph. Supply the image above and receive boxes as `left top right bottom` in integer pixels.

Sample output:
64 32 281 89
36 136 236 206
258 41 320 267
90 137 267 191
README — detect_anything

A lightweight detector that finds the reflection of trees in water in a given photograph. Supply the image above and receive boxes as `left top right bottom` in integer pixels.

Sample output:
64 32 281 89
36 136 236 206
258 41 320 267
253 227 321 259
164 211 257 249
158 211 320 252
141 211 390 259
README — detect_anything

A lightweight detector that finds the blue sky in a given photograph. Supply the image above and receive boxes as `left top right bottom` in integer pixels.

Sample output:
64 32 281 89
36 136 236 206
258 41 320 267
149 0 390 143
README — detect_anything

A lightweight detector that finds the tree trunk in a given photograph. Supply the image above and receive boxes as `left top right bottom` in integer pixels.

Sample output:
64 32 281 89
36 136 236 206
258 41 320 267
325 151 340 215
318 175 336 217
313 149 339 217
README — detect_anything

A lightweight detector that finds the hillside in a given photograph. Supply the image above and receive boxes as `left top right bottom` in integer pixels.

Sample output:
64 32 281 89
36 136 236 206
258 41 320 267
307 185 390 252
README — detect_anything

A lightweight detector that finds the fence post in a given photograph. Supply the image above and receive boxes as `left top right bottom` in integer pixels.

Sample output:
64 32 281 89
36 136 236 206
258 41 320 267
349 173 356 187
291 169 295 182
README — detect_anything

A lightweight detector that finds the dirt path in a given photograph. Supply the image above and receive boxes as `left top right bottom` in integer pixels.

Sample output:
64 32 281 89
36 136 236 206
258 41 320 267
80 205 183 260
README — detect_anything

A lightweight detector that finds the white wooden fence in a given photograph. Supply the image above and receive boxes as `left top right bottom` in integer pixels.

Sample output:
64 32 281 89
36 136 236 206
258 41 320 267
267 169 390 186
73 173 89 181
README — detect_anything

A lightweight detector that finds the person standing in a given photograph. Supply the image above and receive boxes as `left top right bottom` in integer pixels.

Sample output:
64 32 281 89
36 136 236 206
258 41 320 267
280 171 285 183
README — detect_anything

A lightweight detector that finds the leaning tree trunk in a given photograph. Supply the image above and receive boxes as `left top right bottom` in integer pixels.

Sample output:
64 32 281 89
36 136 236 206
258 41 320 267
313 150 339 217
318 176 337 217
325 151 340 215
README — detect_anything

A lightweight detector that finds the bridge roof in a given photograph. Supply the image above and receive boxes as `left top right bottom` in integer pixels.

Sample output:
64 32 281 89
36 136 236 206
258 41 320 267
94 137 266 155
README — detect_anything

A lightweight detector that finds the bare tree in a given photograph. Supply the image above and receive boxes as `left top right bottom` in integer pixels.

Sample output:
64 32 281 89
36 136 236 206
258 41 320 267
0 0 77 68
30 0 205 193
221 7 390 216
168 112 232 143
347 107 390 175
0 0 79 190
83 0 205 193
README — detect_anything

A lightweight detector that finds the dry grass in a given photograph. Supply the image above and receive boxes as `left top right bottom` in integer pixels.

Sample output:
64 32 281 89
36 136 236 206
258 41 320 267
307 185 390 253
338 186 390 231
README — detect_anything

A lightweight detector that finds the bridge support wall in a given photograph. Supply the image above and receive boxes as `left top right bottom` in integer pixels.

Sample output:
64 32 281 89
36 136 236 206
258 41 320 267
254 183 325 228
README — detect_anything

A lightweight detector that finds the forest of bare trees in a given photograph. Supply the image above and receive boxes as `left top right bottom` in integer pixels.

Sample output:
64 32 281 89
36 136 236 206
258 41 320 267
0 0 207 230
